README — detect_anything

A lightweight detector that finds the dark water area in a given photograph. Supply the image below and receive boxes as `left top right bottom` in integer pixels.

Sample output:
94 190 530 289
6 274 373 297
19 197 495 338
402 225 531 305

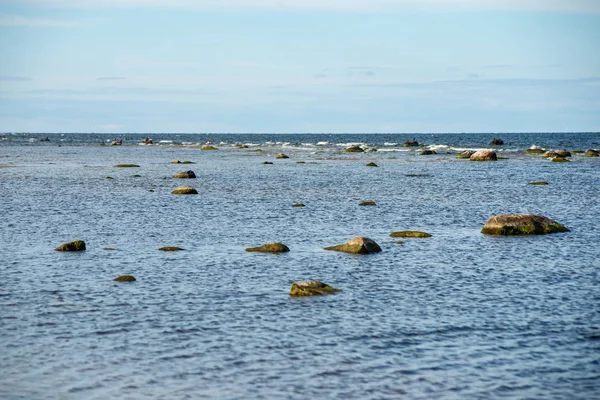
1 132 599 399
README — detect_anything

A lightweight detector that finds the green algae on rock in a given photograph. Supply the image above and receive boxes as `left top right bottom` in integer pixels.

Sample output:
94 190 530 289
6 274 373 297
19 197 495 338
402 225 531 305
359 201 376 206
366 162 378 167
289 281 341 297
324 236 382 254
481 214 569 235
55 240 86 251
173 170 196 179
158 246 184 251
526 148 545 154
389 231 432 238
113 275 136 282
171 186 198 194
245 242 290 253
551 157 569 163
345 146 364 153
114 164 140 168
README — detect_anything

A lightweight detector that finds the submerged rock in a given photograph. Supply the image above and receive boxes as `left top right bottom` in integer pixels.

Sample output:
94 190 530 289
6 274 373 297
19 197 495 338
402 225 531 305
103 247 117 251
173 170 196 179
55 240 86 251
181 161 195 164
171 186 198 194
551 157 569 163
389 231 431 238
262 161 274 165
289 281 341 297
113 275 136 282
481 214 569 235
158 246 184 251
345 146 364 153
201 145 218 150
245 242 290 253
526 147 545 154
359 201 376 206
292 203 305 207
470 150 497 161
404 139 419 147
456 150 476 159
276 153 289 159
366 162 378 167
420 149 437 155
324 237 382 254
114 164 140 168
529 181 549 185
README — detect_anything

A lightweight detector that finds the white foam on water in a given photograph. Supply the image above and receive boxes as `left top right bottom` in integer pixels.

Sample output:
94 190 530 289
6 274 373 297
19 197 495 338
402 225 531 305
316 141 329 146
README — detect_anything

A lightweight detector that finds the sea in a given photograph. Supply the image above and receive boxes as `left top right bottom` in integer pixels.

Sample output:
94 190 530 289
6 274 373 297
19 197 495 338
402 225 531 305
1 132 599 399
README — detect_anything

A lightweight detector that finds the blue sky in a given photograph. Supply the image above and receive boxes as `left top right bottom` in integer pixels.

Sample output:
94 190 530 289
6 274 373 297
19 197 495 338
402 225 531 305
0 0 599 133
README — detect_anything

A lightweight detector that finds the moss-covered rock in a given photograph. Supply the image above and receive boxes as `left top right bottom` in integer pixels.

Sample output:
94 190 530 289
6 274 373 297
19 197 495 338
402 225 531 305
481 214 569 235
246 242 290 253
420 149 437 155
171 186 198 194
114 164 140 168
526 148 545 154
201 145 218 150
366 162 378 167
359 201 376 206
289 281 341 297
470 150 497 161
276 153 289 159
345 146 364 153
585 149 599 157
324 237 382 254
173 170 196 179
158 246 184 251
389 231 432 238
113 275 136 282
456 150 476 159
55 240 86 251
529 181 549 185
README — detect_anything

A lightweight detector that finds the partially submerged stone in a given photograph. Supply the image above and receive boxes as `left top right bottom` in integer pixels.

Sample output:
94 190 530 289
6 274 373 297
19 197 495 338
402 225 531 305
366 162 378 167
324 236 382 254
529 181 549 185
292 203 305 207
555 149 571 158
526 146 545 154
55 240 86 251
345 146 364 153
173 170 196 179
420 149 437 155
181 161 195 164
262 161 273 165
201 145 218 150
551 157 569 163
171 160 182 164
389 231 432 238
470 150 497 161
103 247 117 251
585 149 599 157
276 153 289 159
114 164 140 168
245 242 290 253
359 201 376 206
113 275 136 282
404 139 419 147
289 281 341 297
456 150 476 159
158 246 184 251
542 151 559 158
171 186 198 194
481 214 569 235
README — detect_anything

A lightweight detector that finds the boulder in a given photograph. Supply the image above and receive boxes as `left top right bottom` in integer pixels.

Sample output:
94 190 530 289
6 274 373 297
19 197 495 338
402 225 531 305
456 150 476 159
246 242 290 253
113 275 136 282
289 281 341 297
389 231 431 238
366 162 378 167
173 170 196 179
55 240 86 251
555 149 571 158
345 146 364 153
201 145 218 150
470 150 497 161
114 164 140 168
276 153 289 159
542 151 559 158
404 139 419 147
324 237 382 254
420 150 437 155
585 149 599 157
481 214 569 235
171 186 198 195
158 246 184 251
359 201 376 206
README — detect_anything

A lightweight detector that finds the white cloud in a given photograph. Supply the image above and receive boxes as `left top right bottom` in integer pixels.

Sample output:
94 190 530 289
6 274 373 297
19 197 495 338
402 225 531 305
3 0 600 13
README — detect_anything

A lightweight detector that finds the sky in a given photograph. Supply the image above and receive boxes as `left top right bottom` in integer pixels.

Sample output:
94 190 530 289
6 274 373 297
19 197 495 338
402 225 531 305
0 0 599 133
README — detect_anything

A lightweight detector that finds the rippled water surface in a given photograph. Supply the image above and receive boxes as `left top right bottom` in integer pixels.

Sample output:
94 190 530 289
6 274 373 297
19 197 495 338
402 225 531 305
1 133 599 399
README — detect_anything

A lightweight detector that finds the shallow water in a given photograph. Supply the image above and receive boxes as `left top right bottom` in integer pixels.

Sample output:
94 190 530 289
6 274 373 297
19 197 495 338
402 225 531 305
1 133 599 399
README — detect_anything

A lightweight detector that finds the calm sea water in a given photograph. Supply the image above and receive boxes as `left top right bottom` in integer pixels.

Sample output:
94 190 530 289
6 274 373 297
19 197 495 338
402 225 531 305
1 132 599 399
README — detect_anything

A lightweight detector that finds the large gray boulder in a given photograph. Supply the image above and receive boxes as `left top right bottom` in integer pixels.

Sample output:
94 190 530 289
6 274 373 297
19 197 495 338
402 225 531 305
481 214 569 235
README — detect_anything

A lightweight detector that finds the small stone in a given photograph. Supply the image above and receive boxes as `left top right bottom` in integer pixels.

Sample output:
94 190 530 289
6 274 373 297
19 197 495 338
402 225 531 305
113 275 136 282
114 164 140 168
359 201 376 206
105 176 114 179
262 161 273 165
289 281 341 297
171 186 198 194
324 237 382 254
158 246 184 251
55 240 86 251
173 170 196 179
529 181 549 185
276 153 289 159
366 162 378 167
246 242 290 253
470 150 497 161
132 174 141 178
296 161 305 164
103 247 117 251
292 203 305 207
481 214 569 235
389 231 431 238
420 150 436 155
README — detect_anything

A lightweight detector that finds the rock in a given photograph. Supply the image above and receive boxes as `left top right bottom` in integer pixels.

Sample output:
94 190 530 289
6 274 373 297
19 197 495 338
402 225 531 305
551 157 569 163
404 139 419 147
481 214 569 235
181 161 195 164
420 150 437 155
296 161 305 164
171 160 182 164
529 181 549 185
345 146 364 153
105 176 114 179
103 247 117 251
289 281 341 297
542 150 559 158
456 150 476 159
262 161 273 165
132 174 141 178
201 145 218 150
246 242 290 253
173 170 196 179
366 162 378 167
585 149 599 157
470 150 497 161
113 275 136 282
55 240 86 251
114 164 140 168
490 138 504 145
324 237 382 254
171 186 198 195
276 153 289 159
159 246 184 251
359 201 376 206
526 147 545 154
555 149 571 157
237 145 249 149
292 203 305 207
389 231 431 238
